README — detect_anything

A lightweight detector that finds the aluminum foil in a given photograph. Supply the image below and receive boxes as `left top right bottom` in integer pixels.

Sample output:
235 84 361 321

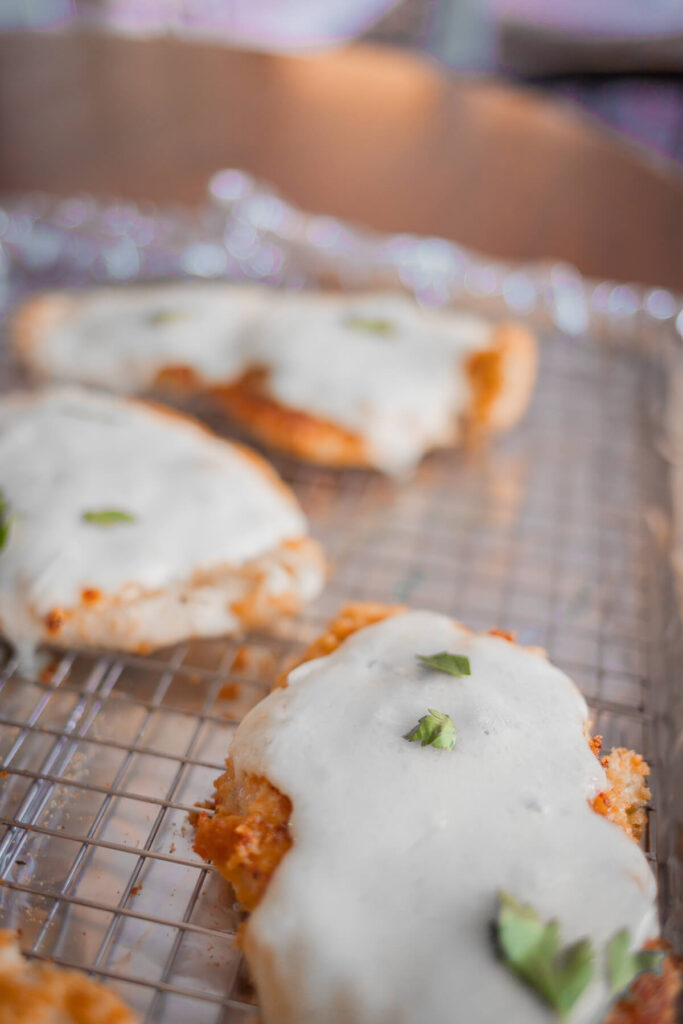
0 171 681 1022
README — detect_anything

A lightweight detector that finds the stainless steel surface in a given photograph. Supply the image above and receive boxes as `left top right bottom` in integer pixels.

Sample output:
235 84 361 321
0 179 681 1022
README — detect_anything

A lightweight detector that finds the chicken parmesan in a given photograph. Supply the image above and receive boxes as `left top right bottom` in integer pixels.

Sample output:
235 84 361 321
195 604 678 1024
0 387 324 657
14 286 537 474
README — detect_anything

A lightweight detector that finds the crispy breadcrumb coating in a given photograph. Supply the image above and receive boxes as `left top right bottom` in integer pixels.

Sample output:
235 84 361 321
37 536 324 655
603 943 680 1024
466 345 504 423
215 370 370 468
274 602 407 687
591 746 651 842
465 324 537 435
194 761 292 912
0 930 137 1024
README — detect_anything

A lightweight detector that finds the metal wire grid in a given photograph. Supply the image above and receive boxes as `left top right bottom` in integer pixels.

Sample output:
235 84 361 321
0 327 670 1021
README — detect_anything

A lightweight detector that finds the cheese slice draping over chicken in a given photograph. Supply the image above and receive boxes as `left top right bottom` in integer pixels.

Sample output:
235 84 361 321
198 608 663 1024
14 285 537 474
0 387 324 658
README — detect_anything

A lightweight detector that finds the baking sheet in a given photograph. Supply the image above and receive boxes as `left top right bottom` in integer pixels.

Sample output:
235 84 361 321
0 175 681 1022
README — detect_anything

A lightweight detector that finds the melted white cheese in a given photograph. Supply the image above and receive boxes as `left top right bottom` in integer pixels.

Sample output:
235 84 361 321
27 287 494 473
0 388 310 649
33 283 268 392
248 292 492 473
230 611 658 1024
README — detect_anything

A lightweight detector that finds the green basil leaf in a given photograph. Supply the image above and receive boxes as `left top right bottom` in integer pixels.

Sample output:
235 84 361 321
147 310 190 326
82 509 136 526
417 652 471 677
607 929 664 996
404 708 456 750
0 489 11 552
497 891 594 1018
344 315 395 335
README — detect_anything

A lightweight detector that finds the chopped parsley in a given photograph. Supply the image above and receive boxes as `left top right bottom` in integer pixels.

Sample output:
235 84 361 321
147 310 190 327
82 509 136 526
0 490 11 552
404 708 456 750
496 892 594 1017
417 651 471 677
344 315 395 335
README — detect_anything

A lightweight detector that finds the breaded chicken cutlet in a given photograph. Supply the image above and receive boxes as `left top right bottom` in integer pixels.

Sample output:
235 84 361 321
0 930 137 1024
13 286 537 475
0 387 324 657
195 603 679 1024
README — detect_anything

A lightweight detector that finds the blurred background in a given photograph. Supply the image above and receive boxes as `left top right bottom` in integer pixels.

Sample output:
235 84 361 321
3 0 683 163
0 0 681 288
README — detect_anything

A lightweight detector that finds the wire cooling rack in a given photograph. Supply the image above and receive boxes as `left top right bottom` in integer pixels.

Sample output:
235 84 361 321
0 326 674 1023
0 179 681 1021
